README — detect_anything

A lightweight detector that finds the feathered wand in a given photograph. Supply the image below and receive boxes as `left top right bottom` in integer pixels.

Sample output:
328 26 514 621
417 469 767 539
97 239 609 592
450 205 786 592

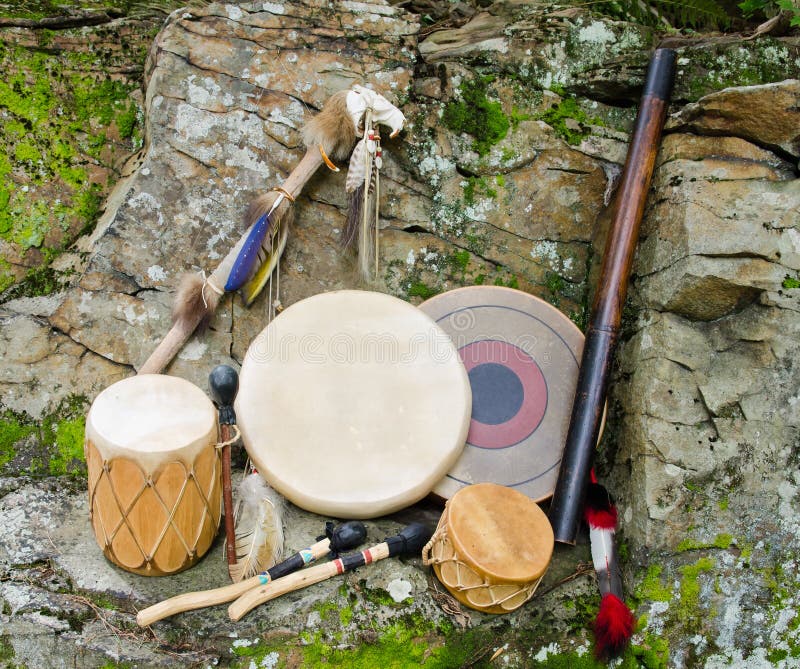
341 85 405 281
138 89 358 375
583 477 635 659
139 86 405 374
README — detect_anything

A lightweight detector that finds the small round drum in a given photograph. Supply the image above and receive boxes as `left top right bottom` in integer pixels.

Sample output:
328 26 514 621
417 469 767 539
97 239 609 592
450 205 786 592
422 483 553 614
236 290 472 519
419 286 598 502
85 374 222 575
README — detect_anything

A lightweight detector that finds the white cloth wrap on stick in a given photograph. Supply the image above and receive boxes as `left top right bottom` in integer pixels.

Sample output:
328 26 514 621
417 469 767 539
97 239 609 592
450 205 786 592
346 85 405 137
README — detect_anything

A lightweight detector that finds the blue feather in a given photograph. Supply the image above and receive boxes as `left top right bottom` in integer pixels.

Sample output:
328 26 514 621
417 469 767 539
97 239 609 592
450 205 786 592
225 212 270 291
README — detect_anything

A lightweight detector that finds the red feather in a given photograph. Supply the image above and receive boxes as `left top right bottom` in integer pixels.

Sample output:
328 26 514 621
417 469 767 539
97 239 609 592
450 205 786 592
594 593 635 658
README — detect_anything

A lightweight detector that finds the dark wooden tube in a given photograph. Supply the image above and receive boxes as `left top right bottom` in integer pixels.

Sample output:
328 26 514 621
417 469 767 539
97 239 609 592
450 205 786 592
548 48 677 545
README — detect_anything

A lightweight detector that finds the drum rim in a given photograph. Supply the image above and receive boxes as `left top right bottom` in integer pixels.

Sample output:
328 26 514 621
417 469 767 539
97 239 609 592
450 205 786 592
420 285 586 341
86 373 217 459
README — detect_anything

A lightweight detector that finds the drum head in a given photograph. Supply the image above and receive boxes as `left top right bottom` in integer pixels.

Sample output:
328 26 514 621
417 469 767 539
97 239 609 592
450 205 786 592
86 374 217 467
419 286 590 502
236 290 471 519
447 483 553 583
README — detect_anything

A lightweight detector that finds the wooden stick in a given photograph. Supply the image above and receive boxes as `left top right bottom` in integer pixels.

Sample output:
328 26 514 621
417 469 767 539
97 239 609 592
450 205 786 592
135 521 366 626
208 365 240 576
228 523 432 621
548 48 677 545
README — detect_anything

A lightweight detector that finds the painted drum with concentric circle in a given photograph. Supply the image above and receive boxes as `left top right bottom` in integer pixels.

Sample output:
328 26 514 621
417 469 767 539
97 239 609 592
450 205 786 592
420 286 599 502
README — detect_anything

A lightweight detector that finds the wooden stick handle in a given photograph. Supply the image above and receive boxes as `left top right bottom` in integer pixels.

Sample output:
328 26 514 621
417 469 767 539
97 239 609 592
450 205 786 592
136 538 331 627
219 425 237 568
229 544 390 621
228 523 431 621
138 315 205 375
136 521 366 626
548 48 677 545
208 365 240 573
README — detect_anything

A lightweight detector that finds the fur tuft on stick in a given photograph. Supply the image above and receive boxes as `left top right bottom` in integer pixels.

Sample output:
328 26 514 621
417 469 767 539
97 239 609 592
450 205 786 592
172 272 220 331
302 90 357 162
594 593 635 659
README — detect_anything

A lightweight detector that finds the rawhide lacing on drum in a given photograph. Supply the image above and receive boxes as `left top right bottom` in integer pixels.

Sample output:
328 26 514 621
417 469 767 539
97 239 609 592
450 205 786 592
86 446 221 574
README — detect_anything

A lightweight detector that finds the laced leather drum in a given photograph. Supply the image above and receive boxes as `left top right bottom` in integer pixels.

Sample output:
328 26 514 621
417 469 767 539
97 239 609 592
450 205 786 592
423 482 554 614
235 290 472 519
85 374 222 575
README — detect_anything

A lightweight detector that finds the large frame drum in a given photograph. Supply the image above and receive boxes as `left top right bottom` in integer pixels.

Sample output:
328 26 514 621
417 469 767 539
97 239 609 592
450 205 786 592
85 374 222 575
236 290 472 519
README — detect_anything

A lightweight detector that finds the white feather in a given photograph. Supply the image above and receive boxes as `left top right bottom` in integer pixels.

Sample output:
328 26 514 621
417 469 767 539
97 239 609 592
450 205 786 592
229 473 284 582
589 526 615 575
346 139 368 193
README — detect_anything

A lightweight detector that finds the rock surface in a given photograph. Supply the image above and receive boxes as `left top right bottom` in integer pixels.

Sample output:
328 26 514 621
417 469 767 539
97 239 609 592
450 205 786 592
1 0 800 667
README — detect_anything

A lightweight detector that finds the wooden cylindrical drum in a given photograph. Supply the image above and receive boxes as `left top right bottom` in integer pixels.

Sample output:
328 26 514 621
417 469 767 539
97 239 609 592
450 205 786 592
422 483 554 614
85 374 222 576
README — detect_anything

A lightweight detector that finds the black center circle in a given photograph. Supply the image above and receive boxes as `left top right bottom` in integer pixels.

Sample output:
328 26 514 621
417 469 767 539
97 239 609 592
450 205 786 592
468 363 525 425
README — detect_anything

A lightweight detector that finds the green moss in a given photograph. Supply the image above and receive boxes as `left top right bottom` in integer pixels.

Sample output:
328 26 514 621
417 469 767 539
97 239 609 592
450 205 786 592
493 274 519 289
462 176 498 205
47 416 86 476
782 276 800 290
408 282 438 300
635 565 672 603
681 39 799 101
1 263 74 300
301 616 478 668
678 557 714 618
1 395 89 477
0 633 15 663
452 249 470 272
623 633 670 669
0 40 143 291
339 604 354 627
361 585 412 608
231 614 492 669
443 77 510 156
41 395 89 477
676 533 733 552
117 101 139 139
768 648 789 663
538 95 603 146
0 415 35 469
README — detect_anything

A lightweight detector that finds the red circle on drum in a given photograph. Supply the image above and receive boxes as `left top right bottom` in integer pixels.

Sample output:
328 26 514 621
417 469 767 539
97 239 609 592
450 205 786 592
458 340 548 449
